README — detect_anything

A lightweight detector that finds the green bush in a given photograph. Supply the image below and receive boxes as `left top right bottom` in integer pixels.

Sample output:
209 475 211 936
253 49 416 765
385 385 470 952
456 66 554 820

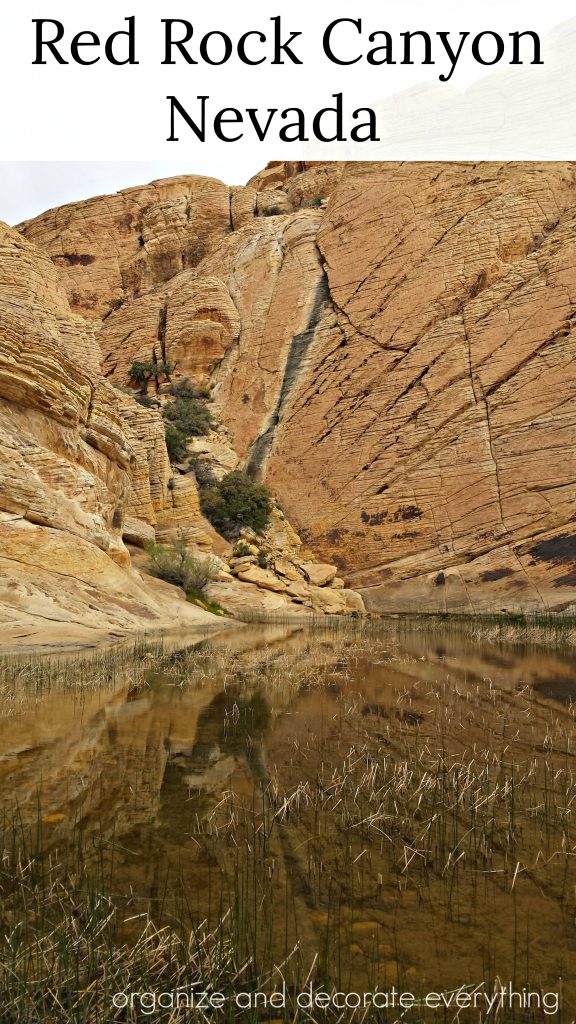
133 393 157 409
128 359 175 394
169 380 199 400
163 421 189 463
257 547 270 569
233 539 252 558
189 456 216 488
145 539 220 593
160 379 214 464
163 396 213 437
310 195 324 208
185 589 227 615
200 471 272 540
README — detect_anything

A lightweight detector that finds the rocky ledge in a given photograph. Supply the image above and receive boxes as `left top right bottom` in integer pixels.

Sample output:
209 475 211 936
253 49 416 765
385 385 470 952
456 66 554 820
205 514 365 618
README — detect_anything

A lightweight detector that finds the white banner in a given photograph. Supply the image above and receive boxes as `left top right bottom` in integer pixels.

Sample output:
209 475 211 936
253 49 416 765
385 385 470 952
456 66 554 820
1 0 575 160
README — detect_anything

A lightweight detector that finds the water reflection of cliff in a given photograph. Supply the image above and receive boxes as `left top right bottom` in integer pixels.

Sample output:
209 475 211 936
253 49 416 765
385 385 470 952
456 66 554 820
2 625 576 997
1 682 204 837
3 627 576 850
0 629 294 853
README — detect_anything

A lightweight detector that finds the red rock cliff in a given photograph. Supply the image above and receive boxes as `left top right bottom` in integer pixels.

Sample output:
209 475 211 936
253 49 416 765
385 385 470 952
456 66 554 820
19 160 576 614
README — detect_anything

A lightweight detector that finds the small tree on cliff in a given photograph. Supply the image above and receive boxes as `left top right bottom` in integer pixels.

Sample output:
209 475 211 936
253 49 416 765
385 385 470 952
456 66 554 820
163 388 213 438
163 421 189 463
160 379 215 464
128 359 175 395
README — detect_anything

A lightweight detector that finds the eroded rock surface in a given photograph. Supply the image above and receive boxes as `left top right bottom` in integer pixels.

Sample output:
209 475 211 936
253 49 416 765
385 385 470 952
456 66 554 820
267 162 576 613
19 176 233 319
0 223 220 649
18 160 576 614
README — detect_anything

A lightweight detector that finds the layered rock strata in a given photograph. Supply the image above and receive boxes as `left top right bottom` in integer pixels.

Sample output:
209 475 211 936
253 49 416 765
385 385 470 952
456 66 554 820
17 160 576 614
0 222 221 649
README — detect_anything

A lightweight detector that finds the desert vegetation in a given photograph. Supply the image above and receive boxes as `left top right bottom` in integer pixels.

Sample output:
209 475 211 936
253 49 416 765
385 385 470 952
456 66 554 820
145 538 225 614
126 367 215 463
385 610 576 648
1 623 575 1021
145 538 219 592
162 379 214 461
128 358 175 394
200 470 272 540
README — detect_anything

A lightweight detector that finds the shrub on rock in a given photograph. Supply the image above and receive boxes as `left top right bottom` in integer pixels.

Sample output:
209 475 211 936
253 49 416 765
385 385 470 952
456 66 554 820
163 386 214 438
129 359 174 394
200 470 272 540
163 421 189 463
145 539 220 593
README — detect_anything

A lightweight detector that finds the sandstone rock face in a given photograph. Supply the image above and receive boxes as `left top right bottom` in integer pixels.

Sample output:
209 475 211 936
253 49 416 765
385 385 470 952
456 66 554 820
221 162 576 613
0 514 218 650
262 162 576 614
247 162 344 209
19 176 234 319
0 222 220 649
19 161 576 614
0 222 128 552
300 562 338 587
100 273 241 390
199 210 328 465
236 566 288 592
18 165 328 323
1 175 361 645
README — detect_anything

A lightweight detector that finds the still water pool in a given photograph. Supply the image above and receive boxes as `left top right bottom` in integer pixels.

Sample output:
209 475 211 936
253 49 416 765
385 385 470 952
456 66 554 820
0 622 575 1021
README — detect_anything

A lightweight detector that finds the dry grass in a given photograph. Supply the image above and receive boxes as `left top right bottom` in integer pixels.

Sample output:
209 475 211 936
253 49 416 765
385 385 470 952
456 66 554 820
1 625 575 1020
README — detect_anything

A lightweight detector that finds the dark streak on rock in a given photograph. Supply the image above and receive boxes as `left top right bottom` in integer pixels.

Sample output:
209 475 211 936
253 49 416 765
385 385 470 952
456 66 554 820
479 567 515 582
52 253 96 267
392 505 423 522
361 510 388 526
246 273 330 479
529 534 576 587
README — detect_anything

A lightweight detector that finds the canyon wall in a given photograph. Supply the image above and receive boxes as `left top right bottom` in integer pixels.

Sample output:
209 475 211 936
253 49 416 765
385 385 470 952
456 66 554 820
18 160 576 614
0 221 220 649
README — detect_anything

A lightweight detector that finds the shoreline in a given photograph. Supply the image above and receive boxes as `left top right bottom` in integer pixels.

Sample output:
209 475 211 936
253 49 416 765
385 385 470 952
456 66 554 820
0 616 237 659
3 608 576 658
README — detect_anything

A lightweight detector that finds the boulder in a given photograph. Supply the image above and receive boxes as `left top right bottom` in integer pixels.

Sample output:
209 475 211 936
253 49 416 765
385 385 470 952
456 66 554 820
308 586 348 614
342 590 367 614
230 555 258 573
300 561 338 587
206 579 309 618
236 566 288 592
122 517 155 548
284 580 312 602
274 558 304 582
